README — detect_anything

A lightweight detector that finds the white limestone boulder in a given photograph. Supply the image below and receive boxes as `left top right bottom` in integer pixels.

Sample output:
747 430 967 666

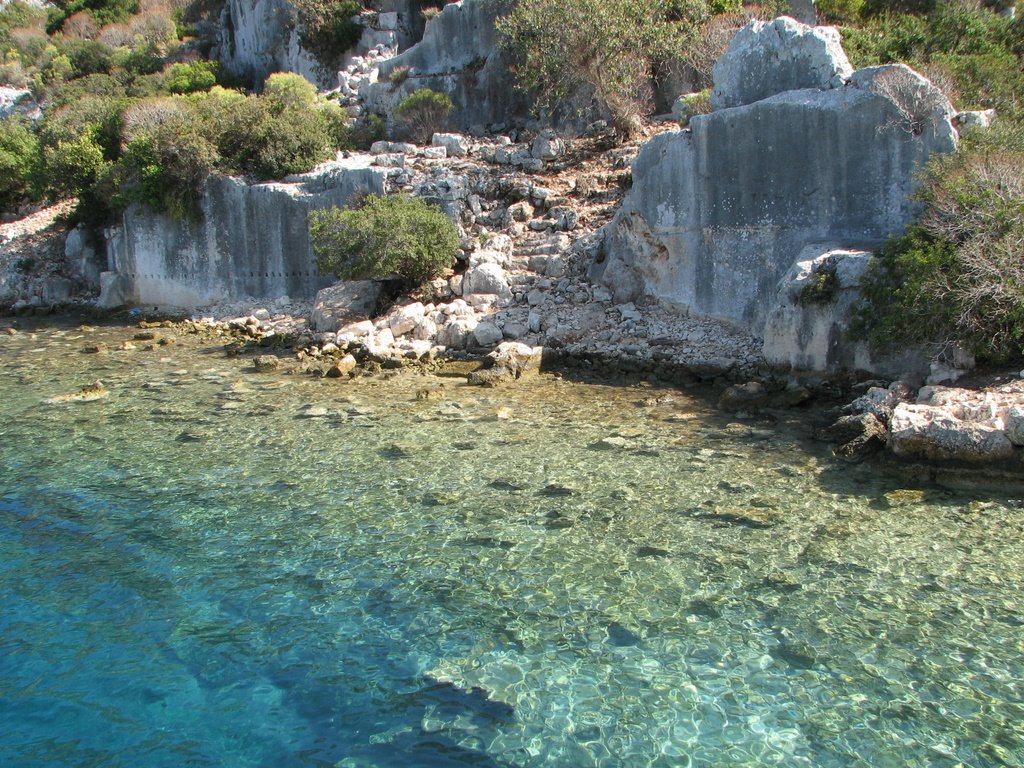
387 302 426 336
888 403 1014 463
432 133 471 158
711 16 853 110
311 280 382 332
463 262 512 304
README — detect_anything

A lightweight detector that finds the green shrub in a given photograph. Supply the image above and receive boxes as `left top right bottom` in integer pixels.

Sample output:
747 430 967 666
248 104 333 179
164 60 219 94
191 87 335 180
815 0 864 24
498 0 704 137
40 129 110 199
0 116 39 210
114 116 218 218
393 88 453 144
388 65 411 86
675 89 710 126
853 151 1024 363
930 50 1024 113
47 73 126 108
309 194 459 288
46 0 137 34
294 0 362 65
40 94 127 160
708 0 741 13
60 38 114 76
321 99 357 150
351 112 385 149
262 71 319 111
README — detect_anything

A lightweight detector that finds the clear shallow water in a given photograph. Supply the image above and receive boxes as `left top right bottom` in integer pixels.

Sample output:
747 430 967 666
1 325 1023 768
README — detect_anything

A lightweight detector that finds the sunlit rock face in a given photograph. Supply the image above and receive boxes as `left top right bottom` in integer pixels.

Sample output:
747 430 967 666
101 163 386 309
595 17 958 373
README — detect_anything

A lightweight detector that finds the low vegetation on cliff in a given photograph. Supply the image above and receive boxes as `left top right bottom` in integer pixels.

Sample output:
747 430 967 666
497 0 749 136
0 0 360 222
836 0 1024 363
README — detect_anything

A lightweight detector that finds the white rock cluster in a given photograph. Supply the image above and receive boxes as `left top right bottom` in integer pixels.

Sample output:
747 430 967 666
842 380 1024 464
333 45 396 114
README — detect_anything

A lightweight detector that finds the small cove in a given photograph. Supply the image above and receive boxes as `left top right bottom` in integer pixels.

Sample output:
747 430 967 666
1 323 1022 767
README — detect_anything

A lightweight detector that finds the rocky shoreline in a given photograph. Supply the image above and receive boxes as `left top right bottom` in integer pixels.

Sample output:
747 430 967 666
8 306 1024 488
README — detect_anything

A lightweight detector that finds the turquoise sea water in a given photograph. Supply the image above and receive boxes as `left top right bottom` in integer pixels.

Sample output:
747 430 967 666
1 324 1022 768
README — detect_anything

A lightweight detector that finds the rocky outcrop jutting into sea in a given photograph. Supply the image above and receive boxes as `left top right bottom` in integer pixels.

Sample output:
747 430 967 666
596 17 959 375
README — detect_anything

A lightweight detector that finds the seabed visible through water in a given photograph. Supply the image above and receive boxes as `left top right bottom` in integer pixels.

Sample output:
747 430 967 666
0 321 1022 767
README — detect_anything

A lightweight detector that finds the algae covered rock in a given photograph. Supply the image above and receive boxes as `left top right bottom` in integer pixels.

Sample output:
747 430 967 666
44 381 109 404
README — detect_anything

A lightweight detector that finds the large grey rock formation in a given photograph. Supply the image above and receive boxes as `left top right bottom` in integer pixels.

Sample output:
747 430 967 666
761 246 925 375
596 18 958 374
364 0 529 132
100 162 386 309
215 0 329 88
711 16 852 110
215 0 430 89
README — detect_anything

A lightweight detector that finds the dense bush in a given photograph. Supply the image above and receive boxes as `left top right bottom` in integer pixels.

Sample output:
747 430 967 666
164 60 219 94
309 194 459 288
41 130 110 199
498 0 724 136
0 116 39 210
261 71 319 110
46 0 138 34
815 0 865 23
846 2 1024 364
114 114 217 217
294 0 362 64
393 88 453 144
854 151 1024 363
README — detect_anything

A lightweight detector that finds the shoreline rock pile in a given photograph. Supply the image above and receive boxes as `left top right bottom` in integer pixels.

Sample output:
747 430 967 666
824 378 1024 468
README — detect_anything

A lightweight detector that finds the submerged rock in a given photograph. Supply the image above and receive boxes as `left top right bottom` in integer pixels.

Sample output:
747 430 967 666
44 380 109 404
253 355 280 371
824 412 888 461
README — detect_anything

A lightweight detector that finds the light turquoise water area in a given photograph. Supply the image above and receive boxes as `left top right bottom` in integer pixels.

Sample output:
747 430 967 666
1 323 1022 767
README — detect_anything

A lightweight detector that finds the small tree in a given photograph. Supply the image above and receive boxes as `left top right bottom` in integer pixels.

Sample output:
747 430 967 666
853 150 1024 362
0 116 39 211
497 0 706 137
392 88 453 144
294 0 363 64
309 194 459 288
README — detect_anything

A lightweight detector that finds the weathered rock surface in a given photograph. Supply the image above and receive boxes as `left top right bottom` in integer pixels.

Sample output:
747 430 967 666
761 246 925 375
364 0 530 132
712 16 851 110
312 280 383 332
43 380 109 404
889 403 1014 463
596 19 957 371
826 380 1024 466
215 0 329 88
823 412 888 461
719 380 810 413
0 87 39 121
101 161 386 309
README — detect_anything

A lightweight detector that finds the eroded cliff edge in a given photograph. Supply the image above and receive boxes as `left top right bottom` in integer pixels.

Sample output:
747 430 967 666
595 17 959 377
